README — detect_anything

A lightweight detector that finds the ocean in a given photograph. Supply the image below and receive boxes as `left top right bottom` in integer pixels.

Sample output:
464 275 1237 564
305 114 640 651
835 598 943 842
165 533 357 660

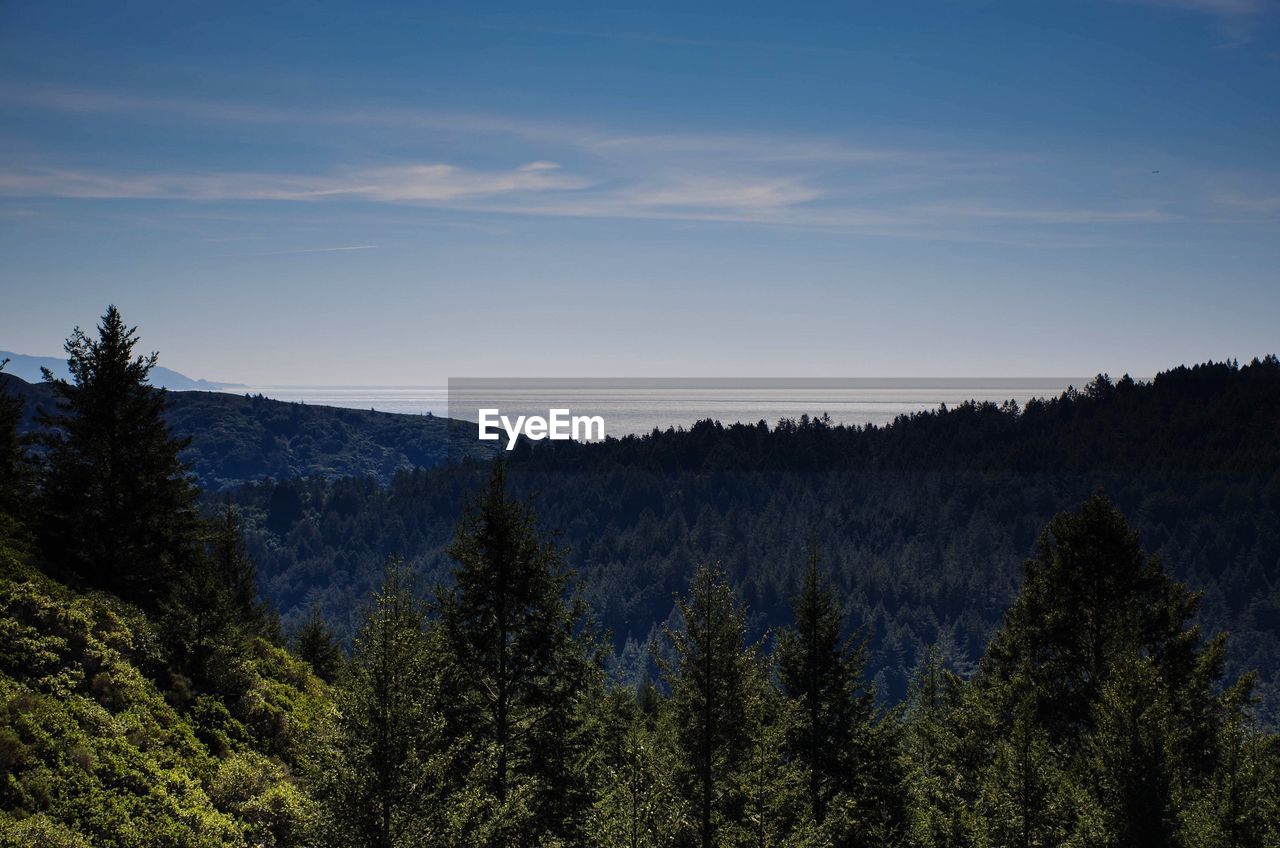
231 378 1087 437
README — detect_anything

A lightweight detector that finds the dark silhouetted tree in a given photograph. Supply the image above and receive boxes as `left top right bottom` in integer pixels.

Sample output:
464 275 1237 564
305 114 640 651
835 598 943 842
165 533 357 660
776 551 904 843
438 462 601 843
977 494 1264 846
982 494 1207 742
36 306 201 606
0 358 31 541
295 604 345 683
661 563 759 848
208 500 268 633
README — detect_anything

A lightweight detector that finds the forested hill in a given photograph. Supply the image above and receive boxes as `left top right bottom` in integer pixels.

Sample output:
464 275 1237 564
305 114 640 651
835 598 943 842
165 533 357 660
225 358 1280 722
1 374 490 490
502 357 1280 473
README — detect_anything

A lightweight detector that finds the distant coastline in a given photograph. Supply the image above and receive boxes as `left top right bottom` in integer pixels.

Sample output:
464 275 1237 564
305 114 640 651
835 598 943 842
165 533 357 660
235 378 1089 435
1 350 243 392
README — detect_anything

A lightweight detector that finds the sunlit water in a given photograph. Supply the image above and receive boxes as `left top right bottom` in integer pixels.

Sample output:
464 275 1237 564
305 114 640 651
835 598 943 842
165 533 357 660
230 379 1087 436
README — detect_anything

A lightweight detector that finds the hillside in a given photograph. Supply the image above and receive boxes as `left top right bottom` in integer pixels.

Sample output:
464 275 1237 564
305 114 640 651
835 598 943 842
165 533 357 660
224 358 1280 721
0 549 331 847
2 374 491 490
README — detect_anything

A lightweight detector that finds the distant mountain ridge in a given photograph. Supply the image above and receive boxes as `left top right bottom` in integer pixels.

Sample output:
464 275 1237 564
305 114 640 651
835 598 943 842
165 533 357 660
1 372 493 489
0 349 241 391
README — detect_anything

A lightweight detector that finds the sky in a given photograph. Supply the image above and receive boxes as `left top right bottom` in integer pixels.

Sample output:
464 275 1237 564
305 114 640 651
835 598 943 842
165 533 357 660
0 0 1277 384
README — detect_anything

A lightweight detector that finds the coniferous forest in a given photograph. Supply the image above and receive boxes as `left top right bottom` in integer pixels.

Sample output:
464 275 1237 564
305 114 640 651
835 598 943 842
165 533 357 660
2 308 1279 847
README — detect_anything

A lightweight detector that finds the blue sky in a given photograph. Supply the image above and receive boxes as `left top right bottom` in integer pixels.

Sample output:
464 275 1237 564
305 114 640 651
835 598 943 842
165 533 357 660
0 0 1277 383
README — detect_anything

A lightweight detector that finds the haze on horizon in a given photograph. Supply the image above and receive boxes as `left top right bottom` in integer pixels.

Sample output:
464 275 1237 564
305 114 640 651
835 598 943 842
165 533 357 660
0 1 1277 385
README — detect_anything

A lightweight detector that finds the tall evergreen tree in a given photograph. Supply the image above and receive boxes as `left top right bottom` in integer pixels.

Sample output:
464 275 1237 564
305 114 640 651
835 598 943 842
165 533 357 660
974 691 1076 848
737 657 797 848
775 551 897 840
587 688 687 848
1083 653 1178 848
981 494 1207 742
295 604 345 683
977 495 1264 846
1181 684 1280 848
208 500 267 632
160 550 239 685
159 502 274 685
899 648 975 848
661 563 759 848
320 559 447 848
36 306 201 606
0 358 30 540
438 462 601 843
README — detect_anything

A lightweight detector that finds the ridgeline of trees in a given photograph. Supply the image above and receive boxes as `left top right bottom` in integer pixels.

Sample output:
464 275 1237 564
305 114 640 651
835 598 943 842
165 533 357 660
225 357 1280 722
2 308 1278 846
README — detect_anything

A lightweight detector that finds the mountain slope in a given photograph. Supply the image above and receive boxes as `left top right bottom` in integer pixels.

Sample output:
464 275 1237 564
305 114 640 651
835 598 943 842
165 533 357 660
3 374 492 490
0 549 330 848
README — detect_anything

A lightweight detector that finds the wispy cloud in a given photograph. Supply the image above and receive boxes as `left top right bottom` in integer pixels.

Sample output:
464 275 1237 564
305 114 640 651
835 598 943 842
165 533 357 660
0 83 1254 243
618 175 823 210
0 82 587 146
247 245 379 256
1213 190 1280 213
0 161 592 202
0 156 1181 240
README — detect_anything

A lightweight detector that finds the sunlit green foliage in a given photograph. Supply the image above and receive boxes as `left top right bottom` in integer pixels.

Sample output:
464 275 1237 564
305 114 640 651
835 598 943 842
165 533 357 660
0 551 328 847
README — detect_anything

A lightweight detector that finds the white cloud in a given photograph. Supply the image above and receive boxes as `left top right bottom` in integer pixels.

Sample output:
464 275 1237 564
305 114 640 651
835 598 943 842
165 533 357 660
345 162 591 201
0 84 1248 243
0 162 593 203
1213 190 1280 213
621 175 824 210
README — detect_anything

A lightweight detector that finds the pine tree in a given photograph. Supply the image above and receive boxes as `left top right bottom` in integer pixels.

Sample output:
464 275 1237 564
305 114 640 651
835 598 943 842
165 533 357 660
1084 653 1178 848
587 688 687 848
160 550 238 685
981 494 1206 743
976 495 1263 846
1182 686 1274 848
0 358 30 540
660 563 759 848
208 500 265 631
1181 683 1280 848
320 559 447 848
974 691 1075 848
900 648 974 848
438 462 601 843
158 502 273 685
36 306 201 606
736 657 798 848
775 551 894 838
295 604 345 683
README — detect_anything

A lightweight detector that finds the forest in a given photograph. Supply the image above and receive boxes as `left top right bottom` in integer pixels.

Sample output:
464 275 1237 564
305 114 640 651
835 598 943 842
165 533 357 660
225 358 1280 721
1 307 1278 847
